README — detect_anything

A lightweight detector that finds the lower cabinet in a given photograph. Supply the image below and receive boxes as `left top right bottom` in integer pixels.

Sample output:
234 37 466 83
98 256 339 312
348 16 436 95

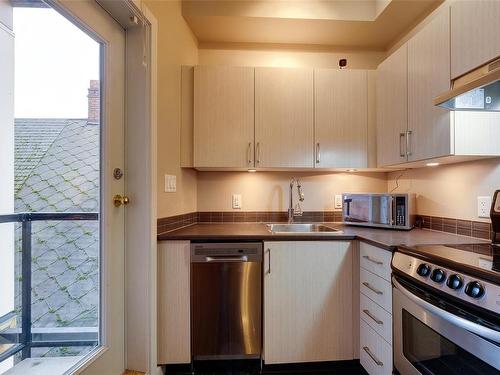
263 241 354 364
157 240 191 364
359 242 393 375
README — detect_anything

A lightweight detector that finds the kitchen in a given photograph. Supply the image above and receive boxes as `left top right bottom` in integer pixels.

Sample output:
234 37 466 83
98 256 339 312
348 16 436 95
1 0 499 375
153 0 500 374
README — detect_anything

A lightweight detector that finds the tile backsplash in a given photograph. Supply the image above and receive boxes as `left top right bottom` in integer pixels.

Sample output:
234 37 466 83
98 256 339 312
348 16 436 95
158 211 493 241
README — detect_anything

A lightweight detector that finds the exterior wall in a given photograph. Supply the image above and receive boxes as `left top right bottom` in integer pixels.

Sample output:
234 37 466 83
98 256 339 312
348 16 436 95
145 0 199 218
387 158 500 223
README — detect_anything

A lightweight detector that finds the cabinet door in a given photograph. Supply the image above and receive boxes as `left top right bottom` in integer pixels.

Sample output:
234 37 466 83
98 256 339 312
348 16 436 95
376 44 408 167
314 69 368 168
158 241 191 364
451 1 500 79
255 68 314 168
408 8 451 161
264 241 353 364
194 66 255 168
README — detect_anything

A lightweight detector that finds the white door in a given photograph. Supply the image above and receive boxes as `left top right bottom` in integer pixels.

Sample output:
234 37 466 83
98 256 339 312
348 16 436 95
55 1 126 374
0 1 126 374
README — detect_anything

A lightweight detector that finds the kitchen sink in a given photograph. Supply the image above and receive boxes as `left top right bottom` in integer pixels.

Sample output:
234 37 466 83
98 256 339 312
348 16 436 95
266 223 343 234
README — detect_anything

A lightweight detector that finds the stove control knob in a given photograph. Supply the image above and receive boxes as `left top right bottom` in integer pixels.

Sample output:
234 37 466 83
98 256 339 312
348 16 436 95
465 281 485 299
430 268 446 283
446 274 464 290
416 263 431 277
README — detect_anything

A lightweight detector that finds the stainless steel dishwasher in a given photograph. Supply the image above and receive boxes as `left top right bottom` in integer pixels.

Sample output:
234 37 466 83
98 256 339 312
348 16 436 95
191 242 262 360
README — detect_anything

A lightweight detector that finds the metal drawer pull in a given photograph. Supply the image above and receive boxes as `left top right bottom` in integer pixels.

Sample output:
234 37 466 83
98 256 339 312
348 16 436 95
406 130 413 157
362 255 383 265
247 142 252 164
363 346 383 367
267 248 271 274
362 282 383 295
316 142 321 164
363 309 383 325
399 132 406 157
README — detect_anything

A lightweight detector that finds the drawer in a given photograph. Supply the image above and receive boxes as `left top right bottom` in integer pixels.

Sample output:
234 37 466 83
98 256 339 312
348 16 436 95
360 319 392 375
360 268 392 313
360 293 392 345
360 242 392 281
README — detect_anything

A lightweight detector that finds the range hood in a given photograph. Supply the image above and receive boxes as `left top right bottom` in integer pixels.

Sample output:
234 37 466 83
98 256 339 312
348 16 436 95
434 57 500 111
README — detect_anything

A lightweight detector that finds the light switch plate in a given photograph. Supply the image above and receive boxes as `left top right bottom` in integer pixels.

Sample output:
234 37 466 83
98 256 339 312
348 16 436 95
334 194 343 209
477 196 491 218
164 174 176 193
232 194 242 209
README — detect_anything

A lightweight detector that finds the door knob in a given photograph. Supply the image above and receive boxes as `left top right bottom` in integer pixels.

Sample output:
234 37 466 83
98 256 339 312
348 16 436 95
113 194 130 207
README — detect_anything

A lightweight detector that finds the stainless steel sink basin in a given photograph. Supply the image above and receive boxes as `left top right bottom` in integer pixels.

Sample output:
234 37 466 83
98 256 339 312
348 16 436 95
266 223 343 234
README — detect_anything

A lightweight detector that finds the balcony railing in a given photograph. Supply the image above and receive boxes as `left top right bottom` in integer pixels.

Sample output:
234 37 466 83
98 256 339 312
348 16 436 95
0 212 99 363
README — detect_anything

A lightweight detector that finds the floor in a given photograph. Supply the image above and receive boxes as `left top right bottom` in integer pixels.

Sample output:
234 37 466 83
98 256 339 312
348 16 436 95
163 360 367 374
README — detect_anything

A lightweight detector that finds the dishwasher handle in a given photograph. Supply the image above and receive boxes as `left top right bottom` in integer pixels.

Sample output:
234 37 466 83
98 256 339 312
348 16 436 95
205 255 248 263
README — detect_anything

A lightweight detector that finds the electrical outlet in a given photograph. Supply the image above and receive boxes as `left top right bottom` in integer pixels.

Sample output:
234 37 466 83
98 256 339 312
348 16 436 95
334 194 343 209
477 196 492 218
164 174 176 193
232 194 242 209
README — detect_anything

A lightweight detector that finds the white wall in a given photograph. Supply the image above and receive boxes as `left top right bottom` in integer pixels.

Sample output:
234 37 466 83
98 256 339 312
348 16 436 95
0 6 15 373
197 171 388 211
387 158 500 222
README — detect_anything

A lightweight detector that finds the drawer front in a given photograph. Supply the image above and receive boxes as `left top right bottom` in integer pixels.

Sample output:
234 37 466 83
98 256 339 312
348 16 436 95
360 319 392 375
360 293 392 345
360 242 392 281
360 268 392 313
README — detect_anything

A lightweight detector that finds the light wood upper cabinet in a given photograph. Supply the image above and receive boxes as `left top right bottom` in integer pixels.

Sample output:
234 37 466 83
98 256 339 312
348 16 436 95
194 66 255 168
376 44 408 167
451 0 500 79
158 241 191 364
255 67 314 168
264 241 354 364
407 8 451 161
314 69 370 168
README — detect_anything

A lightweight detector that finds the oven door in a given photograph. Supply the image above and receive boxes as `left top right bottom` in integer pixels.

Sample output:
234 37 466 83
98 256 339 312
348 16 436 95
393 276 500 375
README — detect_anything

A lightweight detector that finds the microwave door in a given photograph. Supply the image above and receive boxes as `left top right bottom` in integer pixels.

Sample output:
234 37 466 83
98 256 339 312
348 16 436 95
370 195 392 226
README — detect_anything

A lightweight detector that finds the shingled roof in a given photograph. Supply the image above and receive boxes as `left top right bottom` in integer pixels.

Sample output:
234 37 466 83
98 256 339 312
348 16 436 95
14 118 99 357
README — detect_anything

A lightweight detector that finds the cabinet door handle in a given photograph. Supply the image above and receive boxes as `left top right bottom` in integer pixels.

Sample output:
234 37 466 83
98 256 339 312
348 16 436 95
362 255 383 265
256 142 261 164
267 248 271 274
362 281 383 295
316 142 321 164
399 132 406 158
363 309 383 325
363 346 384 367
247 142 253 164
406 130 412 157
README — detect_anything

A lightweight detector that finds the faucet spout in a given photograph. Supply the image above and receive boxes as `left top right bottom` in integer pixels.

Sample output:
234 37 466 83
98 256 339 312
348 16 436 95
288 177 305 224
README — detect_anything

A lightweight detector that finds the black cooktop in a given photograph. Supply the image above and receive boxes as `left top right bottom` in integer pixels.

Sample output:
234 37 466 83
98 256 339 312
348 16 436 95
398 243 500 285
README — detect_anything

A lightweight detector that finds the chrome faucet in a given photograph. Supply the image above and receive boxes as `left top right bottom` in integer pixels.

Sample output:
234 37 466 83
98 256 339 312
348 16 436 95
288 177 305 223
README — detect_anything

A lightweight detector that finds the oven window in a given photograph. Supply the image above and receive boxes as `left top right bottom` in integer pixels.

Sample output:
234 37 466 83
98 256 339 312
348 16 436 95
402 310 498 374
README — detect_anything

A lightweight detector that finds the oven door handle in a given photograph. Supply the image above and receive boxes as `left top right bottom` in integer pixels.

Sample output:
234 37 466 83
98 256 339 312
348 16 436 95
393 277 500 344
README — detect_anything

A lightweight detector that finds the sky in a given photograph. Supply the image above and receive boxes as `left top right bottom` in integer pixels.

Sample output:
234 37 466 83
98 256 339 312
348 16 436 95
13 7 99 118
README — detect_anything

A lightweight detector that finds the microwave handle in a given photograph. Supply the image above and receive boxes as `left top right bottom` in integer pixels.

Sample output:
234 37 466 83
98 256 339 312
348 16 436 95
389 196 394 226
344 198 352 216
392 277 500 344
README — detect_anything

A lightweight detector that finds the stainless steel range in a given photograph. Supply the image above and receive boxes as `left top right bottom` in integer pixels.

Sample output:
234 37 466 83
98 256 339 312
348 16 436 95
392 189 500 375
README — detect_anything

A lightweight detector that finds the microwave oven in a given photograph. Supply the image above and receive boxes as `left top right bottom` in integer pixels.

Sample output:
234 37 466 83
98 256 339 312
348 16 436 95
342 193 415 230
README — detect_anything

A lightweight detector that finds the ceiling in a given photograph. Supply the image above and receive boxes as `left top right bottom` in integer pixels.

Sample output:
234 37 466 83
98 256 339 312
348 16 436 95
182 0 443 51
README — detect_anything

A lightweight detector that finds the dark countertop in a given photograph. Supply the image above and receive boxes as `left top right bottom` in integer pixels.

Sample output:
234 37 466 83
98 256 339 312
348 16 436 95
157 222 490 251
